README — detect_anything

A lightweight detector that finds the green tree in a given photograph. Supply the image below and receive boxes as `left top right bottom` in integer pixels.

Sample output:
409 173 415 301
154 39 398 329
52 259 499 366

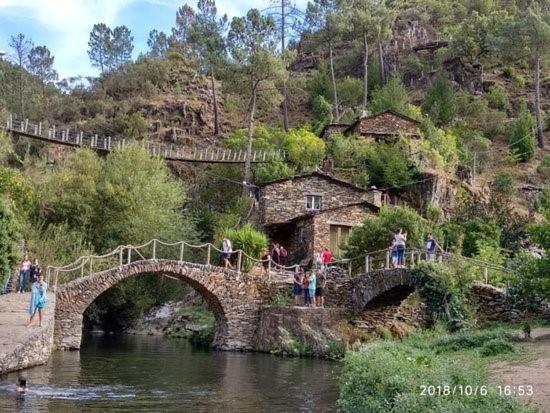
110 26 134 69
498 2 550 148
370 76 411 116
8 33 33 116
171 3 196 52
508 106 536 162
188 0 227 136
461 218 501 257
286 127 326 170
27 45 58 104
221 223 268 271
87 23 112 73
147 30 171 57
422 75 456 126
227 9 284 195
0 198 20 287
363 141 418 187
305 0 343 120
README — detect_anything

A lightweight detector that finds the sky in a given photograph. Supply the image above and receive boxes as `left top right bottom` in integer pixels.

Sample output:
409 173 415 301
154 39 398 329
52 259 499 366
0 0 308 80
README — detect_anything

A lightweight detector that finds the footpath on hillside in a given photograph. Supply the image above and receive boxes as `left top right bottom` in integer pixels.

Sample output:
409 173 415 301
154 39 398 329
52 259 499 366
0 293 55 374
490 328 550 412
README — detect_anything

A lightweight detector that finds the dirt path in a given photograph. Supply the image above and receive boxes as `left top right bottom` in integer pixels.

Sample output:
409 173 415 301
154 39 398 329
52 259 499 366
490 328 550 413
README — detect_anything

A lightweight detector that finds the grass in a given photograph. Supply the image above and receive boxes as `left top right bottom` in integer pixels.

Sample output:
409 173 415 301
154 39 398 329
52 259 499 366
338 325 535 413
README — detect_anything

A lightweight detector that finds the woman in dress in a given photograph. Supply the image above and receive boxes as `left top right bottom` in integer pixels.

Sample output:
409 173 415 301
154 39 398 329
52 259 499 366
27 273 47 327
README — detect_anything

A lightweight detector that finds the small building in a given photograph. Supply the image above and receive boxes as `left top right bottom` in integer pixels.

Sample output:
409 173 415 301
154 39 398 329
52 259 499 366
344 109 421 141
319 123 349 140
258 172 381 265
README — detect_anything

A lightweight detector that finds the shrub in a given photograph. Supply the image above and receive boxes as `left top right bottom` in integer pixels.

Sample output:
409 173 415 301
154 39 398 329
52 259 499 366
254 159 294 184
492 171 515 196
479 338 516 357
440 222 465 254
337 77 363 108
431 329 513 353
486 84 509 111
326 339 347 360
370 76 414 117
422 75 456 126
311 94 332 125
508 108 536 162
286 127 326 171
0 198 20 287
221 223 268 272
462 218 501 257
363 141 419 188
537 155 550 179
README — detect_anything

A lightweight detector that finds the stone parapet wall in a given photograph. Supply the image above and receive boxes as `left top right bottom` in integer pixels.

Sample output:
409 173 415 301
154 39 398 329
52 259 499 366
0 295 56 375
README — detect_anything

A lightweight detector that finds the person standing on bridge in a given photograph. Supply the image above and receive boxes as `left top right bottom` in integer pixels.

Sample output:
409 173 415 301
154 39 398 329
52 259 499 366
293 266 303 305
279 245 288 272
17 254 31 293
308 271 317 307
394 229 407 268
426 233 438 262
27 273 47 327
29 259 41 285
222 238 234 269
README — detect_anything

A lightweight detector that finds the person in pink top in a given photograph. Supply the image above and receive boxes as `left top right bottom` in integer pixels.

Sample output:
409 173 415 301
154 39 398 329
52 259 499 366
321 247 333 270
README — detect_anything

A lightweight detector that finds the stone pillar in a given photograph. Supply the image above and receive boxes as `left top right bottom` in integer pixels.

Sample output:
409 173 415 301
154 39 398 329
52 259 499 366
213 307 260 351
54 311 83 350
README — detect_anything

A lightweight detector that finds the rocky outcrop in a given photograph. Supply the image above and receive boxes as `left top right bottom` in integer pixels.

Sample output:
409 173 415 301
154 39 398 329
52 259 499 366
254 307 350 358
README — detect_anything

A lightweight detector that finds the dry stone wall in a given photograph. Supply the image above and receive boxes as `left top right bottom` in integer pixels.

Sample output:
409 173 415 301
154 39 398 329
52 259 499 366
54 260 262 351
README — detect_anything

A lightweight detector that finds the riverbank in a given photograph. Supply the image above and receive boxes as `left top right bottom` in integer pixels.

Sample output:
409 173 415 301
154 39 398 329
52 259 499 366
0 293 56 375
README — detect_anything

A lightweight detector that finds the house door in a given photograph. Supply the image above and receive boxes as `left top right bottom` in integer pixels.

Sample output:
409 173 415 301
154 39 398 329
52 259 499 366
329 225 351 258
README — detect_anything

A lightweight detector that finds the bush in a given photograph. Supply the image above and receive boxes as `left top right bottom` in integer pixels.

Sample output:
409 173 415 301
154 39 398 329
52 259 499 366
422 75 456 126
370 76 415 118
486 85 509 111
326 339 347 360
0 198 20 287
254 158 295 184
537 155 550 179
462 218 501 257
285 127 325 171
431 329 513 353
479 338 516 357
221 223 268 272
508 108 536 162
337 77 363 108
492 171 515 196
363 141 419 188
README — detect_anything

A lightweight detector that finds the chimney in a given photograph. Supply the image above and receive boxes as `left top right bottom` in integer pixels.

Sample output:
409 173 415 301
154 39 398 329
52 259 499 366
321 157 333 174
366 186 383 207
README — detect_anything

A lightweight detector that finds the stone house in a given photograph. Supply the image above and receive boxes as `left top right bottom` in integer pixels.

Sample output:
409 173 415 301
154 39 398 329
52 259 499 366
344 110 421 141
258 172 381 265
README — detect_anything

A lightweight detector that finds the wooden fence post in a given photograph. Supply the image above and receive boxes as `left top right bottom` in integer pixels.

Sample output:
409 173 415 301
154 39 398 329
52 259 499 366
127 248 132 264
237 250 242 273
119 248 123 267
365 255 369 273
206 244 211 266
180 242 184 263
152 240 157 260
385 250 390 269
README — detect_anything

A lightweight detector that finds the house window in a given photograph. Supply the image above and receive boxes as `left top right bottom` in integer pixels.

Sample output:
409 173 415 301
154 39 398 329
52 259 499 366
329 225 351 258
305 195 322 211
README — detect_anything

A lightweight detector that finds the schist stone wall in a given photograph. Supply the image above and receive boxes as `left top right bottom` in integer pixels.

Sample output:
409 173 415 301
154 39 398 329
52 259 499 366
259 174 372 225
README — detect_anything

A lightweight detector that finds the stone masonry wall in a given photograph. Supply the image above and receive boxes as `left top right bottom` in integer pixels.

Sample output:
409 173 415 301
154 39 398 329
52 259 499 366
55 260 262 351
260 174 370 225
312 204 375 257
0 295 56 375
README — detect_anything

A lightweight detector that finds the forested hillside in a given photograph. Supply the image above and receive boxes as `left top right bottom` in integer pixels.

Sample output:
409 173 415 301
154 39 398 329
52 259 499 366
0 0 549 329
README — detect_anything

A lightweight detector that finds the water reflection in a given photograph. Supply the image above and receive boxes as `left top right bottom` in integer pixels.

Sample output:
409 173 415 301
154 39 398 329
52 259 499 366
0 334 339 412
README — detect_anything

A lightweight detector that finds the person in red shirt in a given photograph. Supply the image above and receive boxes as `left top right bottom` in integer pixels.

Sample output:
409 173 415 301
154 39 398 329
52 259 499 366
321 247 333 270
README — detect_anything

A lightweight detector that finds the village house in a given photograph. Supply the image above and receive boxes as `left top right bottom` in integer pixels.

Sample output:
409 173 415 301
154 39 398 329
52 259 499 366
320 109 422 142
257 172 382 265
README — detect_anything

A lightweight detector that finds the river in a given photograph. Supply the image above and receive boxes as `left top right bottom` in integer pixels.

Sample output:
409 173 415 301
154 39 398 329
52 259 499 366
0 334 340 412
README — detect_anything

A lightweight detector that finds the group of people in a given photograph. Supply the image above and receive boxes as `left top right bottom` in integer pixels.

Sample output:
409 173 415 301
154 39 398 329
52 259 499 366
389 230 440 268
259 243 289 274
16 253 48 327
293 266 327 307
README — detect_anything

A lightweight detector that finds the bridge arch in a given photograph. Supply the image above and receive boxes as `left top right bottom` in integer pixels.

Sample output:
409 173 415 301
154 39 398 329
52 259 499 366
54 260 262 351
351 268 415 312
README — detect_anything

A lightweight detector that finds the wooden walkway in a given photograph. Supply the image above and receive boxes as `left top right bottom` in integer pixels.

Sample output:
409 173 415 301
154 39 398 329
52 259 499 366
5 115 284 164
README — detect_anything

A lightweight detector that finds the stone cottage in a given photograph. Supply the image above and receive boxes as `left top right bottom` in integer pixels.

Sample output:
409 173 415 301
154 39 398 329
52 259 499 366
258 172 381 265
344 109 421 141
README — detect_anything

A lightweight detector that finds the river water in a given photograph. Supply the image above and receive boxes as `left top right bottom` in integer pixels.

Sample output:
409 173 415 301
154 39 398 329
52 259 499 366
0 334 340 412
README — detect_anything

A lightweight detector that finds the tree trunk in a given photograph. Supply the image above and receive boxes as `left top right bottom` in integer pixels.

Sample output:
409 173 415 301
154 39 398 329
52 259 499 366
378 41 386 85
18 69 24 117
281 0 289 132
363 32 369 109
210 69 220 136
243 84 257 197
329 41 339 121
534 57 544 149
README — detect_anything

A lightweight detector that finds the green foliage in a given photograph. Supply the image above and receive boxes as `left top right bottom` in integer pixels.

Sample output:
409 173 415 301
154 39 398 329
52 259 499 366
508 108 536 162
370 76 412 117
344 206 429 258
123 112 149 140
221 223 267 271
440 222 465 254
462 218 501 257
254 158 295 184
421 120 460 172
478 338 516 357
306 63 332 103
485 84 509 111
537 155 550 179
426 201 443 224
362 141 419 187
474 240 505 284
422 75 456 126
326 339 347 361
411 262 475 330
311 95 332 126
339 334 529 413
286 127 326 171
492 171 515 196
270 290 292 306
328 134 369 168
336 77 363 108
430 329 513 353
456 92 507 137
0 198 20 287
